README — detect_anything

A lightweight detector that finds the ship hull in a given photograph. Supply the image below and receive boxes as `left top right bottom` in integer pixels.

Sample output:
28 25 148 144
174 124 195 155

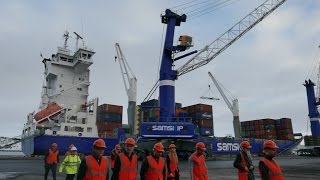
136 137 301 155
22 135 120 156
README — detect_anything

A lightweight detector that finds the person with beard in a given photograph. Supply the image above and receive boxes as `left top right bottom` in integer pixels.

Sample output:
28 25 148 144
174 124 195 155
233 141 255 180
166 144 180 180
140 142 166 180
77 139 109 180
113 138 138 180
259 140 284 180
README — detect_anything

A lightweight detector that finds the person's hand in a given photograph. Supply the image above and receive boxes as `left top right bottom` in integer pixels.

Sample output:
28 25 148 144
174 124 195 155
249 166 254 170
168 173 174 178
244 166 249 172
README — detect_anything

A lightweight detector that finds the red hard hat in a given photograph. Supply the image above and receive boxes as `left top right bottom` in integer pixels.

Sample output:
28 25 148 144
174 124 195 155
51 143 57 147
263 140 278 149
93 139 106 148
69 144 75 149
196 142 206 151
115 144 121 150
240 141 252 149
125 138 136 146
169 144 176 149
154 143 164 152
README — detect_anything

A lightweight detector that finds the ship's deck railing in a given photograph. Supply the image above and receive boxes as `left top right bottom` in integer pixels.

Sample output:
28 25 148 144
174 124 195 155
142 116 192 123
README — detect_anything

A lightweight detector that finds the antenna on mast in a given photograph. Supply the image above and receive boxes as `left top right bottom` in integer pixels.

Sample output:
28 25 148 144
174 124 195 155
63 31 69 49
74 32 83 50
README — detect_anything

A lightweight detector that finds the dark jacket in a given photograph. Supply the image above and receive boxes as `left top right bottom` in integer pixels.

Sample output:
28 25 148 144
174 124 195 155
140 154 166 180
233 151 255 180
77 155 109 180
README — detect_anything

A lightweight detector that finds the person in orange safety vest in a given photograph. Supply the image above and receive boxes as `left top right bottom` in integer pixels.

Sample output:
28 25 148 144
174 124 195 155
44 143 60 180
259 140 284 180
233 141 255 180
113 138 138 180
77 139 109 180
166 144 180 180
189 142 208 180
140 142 166 180
110 144 121 180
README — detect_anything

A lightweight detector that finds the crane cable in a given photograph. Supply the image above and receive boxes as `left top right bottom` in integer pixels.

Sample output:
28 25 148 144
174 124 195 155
169 0 242 21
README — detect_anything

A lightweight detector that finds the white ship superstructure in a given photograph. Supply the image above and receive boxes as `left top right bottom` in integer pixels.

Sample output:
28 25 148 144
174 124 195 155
22 31 99 138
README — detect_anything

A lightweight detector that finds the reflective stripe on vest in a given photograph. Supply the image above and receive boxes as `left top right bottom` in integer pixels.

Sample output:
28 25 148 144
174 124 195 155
260 157 284 180
118 152 138 180
238 152 249 178
191 153 208 180
167 154 179 177
65 155 80 166
47 149 59 164
144 155 165 180
84 155 108 180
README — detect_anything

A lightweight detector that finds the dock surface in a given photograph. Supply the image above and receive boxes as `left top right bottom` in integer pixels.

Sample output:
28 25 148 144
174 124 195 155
0 156 319 179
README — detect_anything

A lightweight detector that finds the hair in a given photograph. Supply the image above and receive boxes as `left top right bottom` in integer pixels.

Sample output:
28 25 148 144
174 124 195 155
168 149 179 163
243 148 252 160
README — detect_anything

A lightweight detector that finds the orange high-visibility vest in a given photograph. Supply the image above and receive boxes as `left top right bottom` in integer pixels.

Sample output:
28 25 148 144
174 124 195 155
144 155 165 180
191 152 208 180
167 154 179 177
83 155 108 180
47 149 59 164
238 152 249 180
259 157 284 180
118 152 138 180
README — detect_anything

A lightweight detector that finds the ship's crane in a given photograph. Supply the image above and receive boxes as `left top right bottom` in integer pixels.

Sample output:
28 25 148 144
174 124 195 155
141 0 287 138
115 43 137 135
208 72 240 138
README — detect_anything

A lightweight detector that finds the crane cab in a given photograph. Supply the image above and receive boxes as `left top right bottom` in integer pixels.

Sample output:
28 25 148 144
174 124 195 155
178 35 193 50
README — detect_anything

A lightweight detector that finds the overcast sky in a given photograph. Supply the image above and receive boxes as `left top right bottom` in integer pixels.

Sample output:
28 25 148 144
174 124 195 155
1 0 320 138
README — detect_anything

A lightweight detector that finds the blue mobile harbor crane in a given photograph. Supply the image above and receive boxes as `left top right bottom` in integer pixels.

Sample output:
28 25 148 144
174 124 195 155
302 79 320 156
137 0 288 156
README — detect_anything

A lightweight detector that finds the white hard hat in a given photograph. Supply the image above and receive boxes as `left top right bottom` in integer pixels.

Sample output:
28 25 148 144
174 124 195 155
71 146 77 151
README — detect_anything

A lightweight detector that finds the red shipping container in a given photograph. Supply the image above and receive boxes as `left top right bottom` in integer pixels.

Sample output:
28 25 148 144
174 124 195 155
254 120 259 126
175 108 187 115
98 104 123 114
97 122 122 131
184 104 212 113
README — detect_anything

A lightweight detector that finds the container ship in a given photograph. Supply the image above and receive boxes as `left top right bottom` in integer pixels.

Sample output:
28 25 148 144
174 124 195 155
21 32 125 156
22 0 302 157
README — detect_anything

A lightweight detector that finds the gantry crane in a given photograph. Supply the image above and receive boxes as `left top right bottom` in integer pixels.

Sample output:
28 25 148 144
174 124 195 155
141 0 287 138
115 43 137 135
208 72 240 138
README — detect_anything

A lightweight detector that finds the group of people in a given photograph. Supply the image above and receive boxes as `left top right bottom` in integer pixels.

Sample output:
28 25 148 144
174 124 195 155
233 140 284 180
44 138 283 180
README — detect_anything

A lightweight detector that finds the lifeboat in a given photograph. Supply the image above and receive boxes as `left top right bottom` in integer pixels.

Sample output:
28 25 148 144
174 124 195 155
34 103 63 123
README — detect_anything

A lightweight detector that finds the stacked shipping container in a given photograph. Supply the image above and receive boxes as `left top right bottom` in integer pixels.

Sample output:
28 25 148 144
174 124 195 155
241 118 294 140
96 104 123 138
276 118 294 140
183 104 214 136
139 100 214 136
140 99 185 121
